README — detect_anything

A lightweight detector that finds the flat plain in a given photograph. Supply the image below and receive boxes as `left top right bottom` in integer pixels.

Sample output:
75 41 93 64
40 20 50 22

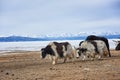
0 50 120 80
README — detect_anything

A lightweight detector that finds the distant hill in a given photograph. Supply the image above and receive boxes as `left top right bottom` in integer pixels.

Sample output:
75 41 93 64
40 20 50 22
0 36 47 42
0 36 86 42
0 33 120 42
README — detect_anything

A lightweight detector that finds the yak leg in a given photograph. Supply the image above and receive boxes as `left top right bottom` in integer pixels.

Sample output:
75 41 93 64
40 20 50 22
52 56 57 65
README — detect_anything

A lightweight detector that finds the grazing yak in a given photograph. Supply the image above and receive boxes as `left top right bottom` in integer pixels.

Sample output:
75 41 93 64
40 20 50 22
113 40 120 50
78 40 109 60
40 42 77 65
116 43 120 50
86 35 111 57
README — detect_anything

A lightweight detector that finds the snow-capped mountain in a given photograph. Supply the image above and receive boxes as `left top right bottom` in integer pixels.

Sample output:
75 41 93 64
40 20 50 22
0 32 120 42
34 32 120 38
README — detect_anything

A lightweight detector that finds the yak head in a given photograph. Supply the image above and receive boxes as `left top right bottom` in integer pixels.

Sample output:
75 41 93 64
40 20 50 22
40 48 47 59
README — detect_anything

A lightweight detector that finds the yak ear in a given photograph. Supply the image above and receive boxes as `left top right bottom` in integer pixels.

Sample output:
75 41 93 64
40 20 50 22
41 48 45 51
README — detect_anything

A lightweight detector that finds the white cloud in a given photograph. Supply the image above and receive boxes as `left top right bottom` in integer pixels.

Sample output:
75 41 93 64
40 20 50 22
0 0 120 36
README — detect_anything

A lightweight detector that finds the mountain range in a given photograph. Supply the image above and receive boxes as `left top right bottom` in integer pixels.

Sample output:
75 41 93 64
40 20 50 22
0 32 120 42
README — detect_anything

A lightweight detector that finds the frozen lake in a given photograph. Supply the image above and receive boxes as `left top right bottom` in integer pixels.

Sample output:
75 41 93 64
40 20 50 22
0 39 119 53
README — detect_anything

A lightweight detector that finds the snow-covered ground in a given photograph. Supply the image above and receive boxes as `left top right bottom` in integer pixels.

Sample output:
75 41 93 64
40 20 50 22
0 39 119 54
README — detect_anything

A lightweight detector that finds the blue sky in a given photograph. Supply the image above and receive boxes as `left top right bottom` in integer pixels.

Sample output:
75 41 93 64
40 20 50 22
0 0 120 36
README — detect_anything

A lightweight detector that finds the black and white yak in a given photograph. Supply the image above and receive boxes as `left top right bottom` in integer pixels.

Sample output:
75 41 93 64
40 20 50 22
40 42 77 65
78 40 109 60
85 35 111 57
